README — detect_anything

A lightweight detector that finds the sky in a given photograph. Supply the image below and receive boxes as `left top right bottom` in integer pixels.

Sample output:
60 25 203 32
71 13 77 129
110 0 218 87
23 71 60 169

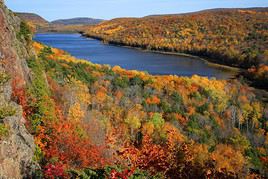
5 0 268 21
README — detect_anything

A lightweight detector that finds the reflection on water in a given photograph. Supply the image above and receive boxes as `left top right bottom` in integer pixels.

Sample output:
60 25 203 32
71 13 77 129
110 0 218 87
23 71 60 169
34 33 237 79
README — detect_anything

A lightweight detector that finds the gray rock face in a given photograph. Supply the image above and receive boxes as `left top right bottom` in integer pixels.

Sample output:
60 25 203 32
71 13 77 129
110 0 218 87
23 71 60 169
0 1 40 178
0 115 39 178
0 75 40 178
0 1 31 86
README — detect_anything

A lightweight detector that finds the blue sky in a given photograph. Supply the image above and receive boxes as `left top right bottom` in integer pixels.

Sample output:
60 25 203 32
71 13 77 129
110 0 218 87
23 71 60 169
6 0 268 21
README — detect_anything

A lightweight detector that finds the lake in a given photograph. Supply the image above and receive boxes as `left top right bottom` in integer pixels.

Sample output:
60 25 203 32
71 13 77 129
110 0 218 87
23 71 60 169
34 33 237 79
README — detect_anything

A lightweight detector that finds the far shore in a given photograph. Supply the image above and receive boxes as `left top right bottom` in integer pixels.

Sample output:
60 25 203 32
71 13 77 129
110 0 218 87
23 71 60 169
81 33 240 73
35 31 242 74
34 32 268 102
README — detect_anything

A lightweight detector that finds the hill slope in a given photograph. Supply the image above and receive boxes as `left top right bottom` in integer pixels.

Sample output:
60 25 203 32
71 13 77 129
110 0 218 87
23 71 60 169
1 2 268 178
85 8 268 69
24 40 268 178
16 13 102 32
16 12 49 27
51 17 103 25
146 7 268 17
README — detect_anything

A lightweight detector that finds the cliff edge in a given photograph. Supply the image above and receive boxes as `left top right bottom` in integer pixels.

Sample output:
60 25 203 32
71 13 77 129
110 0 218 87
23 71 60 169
0 1 39 178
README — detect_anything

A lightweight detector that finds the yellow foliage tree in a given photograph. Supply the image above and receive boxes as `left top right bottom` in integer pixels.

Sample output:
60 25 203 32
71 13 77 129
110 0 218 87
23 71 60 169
68 102 85 122
211 144 246 175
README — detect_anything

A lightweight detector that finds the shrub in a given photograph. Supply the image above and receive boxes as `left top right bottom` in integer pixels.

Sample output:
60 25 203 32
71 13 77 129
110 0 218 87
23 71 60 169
196 103 209 114
130 76 144 86
160 100 172 113
171 92 183 104
0 106 16 120
72 63 96 84
44 163 66 178
39 46 53 60
112 76 129 88
33 146 44 163
0 72 10 85
68 168 105 179
17 21 32 43
26 57 57 132
0 124 9 138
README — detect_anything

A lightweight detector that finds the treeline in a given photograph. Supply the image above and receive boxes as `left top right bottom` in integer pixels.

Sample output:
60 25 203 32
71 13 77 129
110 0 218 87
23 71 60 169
85 8 268 86
12 42 268 178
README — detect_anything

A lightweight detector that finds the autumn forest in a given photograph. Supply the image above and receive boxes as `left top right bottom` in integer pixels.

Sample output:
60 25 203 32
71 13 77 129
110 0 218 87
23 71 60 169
85 8 268 89
0 1 268 178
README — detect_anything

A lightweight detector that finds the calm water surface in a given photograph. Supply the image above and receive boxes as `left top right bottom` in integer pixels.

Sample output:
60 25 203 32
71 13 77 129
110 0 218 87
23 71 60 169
34 33 236 79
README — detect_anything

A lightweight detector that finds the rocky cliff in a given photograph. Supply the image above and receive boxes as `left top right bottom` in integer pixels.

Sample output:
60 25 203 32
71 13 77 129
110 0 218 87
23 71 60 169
0 1 39 178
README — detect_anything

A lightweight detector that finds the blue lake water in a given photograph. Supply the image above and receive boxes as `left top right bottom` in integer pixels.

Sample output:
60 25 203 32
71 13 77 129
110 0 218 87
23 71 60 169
34 33 237 79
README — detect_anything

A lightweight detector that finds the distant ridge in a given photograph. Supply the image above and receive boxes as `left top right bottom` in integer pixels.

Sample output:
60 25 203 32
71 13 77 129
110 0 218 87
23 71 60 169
145 7 268 17
85 6 268 72
15 13 103 32
51 17 104 25
16 12 49 26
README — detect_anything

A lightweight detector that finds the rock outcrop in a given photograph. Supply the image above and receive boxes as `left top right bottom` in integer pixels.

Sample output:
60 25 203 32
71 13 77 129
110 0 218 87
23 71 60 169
0 0 31 85
0 75 39 178
0 1 39 178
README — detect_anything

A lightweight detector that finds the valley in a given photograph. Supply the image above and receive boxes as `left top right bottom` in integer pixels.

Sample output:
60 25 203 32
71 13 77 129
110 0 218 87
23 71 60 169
34 33 238 79
0 1 267 178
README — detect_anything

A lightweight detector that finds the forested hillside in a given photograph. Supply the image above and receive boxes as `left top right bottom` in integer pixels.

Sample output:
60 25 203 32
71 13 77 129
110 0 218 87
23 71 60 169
85 8 268 87
51 17 103 25
14 40 268 178
16 13 102 33
1 2 268 178
16 12 49 29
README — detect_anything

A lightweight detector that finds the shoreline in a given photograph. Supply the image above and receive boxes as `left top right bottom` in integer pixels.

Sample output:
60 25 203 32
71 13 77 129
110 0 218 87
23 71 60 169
81 33 268 101
35 32 268 101
81 33 240 73
123 47 239 72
